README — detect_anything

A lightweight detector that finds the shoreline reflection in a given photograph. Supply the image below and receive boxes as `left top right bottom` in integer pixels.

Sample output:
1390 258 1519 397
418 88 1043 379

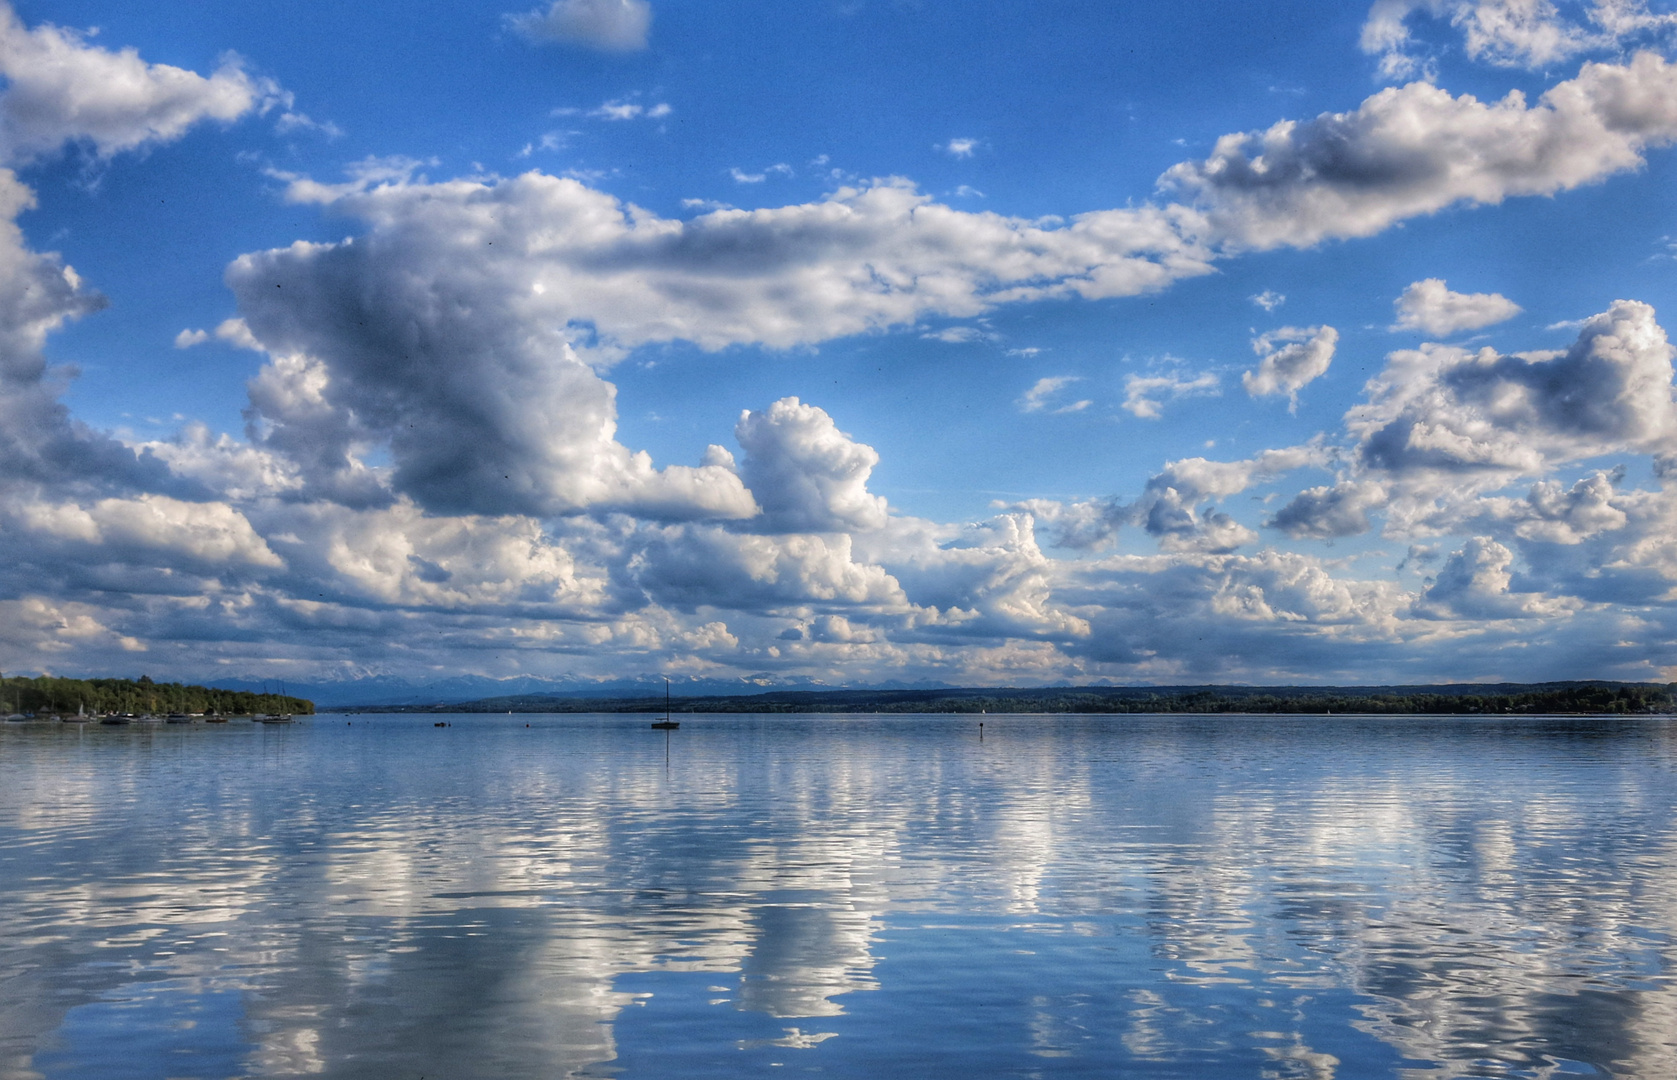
0 714 1672 1078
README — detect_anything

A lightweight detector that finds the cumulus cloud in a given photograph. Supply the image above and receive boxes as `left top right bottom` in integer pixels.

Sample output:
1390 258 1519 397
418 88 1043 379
1060 548 1413 676
175 317 262 351
16 7 1677 685
0 4 272 165
222 169 1216 519
0 596 145 657
735 398 887 533
507 0 652 51
1122 370 1220 418
134 423 301 502
1162 52 1677 250
1269 480 1389 538
1392 278 1522 335
1414 536 1577 618
1242 324 1339 407
264 169 1211 355
1350 299 1677 481
1511 470 1629 542
1131 447 1322 552
941 137 979 158
260 499 604 612
1251 289 1286 311
625 524 906 614
15 493 282 570
999 497 1127 551
857 514 1090 642
0 4 280 500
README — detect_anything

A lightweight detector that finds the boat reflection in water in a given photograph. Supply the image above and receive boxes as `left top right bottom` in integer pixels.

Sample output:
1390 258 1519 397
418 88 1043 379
1 713 1675 1078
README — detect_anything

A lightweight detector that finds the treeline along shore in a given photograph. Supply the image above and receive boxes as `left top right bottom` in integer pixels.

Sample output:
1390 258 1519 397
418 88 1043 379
1 675 313 717
333 681 1676 716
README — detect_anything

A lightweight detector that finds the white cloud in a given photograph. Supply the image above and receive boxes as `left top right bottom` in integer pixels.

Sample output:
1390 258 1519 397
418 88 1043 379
16 493 283 570
999 498 1127 551
222 170 1213 518
626 524 906 612
0 7 291 508
1130 447 1321 552
1122 371 1220 418
0 596 145 656
1511 470 1629 542
1242 324 1339 407
1269 480 1389 538
1414 536 1577 618
1162 52 1677 250
941 137 979 158
1392 278 1522 335
274 110 342 138
590 98 671 121
1250 289 1286 311
1362 0 1677 77
1018 376 1089 413
1349 299 1677 483
922 325 992 344
18 10 1677 685
735 398 886 533
134 422 301 502
268 499 603 611
0 4 273 165
173 317 261 351
507 0 652 51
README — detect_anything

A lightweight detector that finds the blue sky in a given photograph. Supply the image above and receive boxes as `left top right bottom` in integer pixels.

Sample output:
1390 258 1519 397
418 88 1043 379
7 0 1677 688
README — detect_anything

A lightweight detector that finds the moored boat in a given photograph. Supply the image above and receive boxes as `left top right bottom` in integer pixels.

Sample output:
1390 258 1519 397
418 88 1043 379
650 677 679 729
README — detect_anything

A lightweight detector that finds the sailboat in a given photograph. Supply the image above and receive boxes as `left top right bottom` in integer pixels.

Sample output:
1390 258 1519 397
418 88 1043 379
260 679 294 723
651 676 679 729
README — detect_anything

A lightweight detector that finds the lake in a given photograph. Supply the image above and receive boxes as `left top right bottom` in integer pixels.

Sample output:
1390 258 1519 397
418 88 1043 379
1 713 1675 1078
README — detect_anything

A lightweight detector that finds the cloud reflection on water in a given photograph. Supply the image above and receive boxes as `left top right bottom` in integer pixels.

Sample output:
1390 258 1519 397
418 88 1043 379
0 715 1674 1078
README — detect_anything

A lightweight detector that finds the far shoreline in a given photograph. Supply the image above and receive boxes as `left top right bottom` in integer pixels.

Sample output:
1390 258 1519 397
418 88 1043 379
317 680 1676 717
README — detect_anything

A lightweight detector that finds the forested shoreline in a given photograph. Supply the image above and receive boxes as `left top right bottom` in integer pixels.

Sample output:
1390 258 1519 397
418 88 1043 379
336 681 1677 716
1 675 313 716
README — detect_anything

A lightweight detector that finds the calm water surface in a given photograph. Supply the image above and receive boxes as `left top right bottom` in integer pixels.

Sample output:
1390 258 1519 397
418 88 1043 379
2 713 1676 1079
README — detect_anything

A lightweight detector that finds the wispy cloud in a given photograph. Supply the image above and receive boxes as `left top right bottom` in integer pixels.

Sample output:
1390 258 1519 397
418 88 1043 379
1019 376 1092 414
1122 371 1220 419
507 0 653 52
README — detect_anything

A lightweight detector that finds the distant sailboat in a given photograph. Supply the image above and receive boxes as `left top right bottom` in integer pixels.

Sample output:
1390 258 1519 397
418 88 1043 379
651 677 679 729
260 679 294 723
